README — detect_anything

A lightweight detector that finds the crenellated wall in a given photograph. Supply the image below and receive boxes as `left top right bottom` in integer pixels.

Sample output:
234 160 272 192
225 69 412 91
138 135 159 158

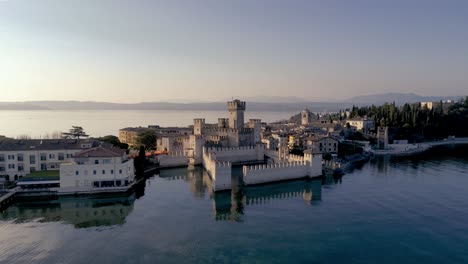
158 152 188 167
204 144 265 163
243 161 309 185
202 148 232 191
243 152 322 185
288 154 305 162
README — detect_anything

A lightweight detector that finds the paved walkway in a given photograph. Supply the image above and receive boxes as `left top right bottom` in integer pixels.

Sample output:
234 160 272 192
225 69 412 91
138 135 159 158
372 138 468 156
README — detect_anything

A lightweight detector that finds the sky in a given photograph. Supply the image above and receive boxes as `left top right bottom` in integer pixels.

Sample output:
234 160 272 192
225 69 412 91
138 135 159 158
1 0 467 103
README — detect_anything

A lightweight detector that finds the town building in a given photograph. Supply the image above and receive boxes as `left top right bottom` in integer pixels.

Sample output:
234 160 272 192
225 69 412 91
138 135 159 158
346 117 375 132
0 139 106 179
156 134 191 155
60 146 135 189
118 127 154 147
304 136 340 154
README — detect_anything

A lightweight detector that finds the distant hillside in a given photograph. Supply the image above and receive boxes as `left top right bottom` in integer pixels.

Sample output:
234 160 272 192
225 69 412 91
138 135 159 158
0 100 352 113
346 93 462 105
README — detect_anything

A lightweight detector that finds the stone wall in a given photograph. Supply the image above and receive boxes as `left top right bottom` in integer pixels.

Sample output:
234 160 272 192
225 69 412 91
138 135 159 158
243 162 309 185
204 144 265 163
243 152 322 185
158 152 188 167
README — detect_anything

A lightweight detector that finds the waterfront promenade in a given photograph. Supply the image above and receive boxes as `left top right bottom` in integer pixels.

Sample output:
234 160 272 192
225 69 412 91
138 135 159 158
371 137 468 156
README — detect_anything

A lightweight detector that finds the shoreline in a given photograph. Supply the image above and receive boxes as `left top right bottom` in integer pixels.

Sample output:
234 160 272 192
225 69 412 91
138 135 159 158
370 138 468 156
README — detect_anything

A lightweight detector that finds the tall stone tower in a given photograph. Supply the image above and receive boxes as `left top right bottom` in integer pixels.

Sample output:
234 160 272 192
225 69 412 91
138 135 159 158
301 109 310 126
377 126 389 149
228 99 246 130
248 119 262 144
193 118 205 136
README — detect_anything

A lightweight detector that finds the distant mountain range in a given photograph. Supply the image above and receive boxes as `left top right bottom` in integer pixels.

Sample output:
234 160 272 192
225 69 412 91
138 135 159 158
0 93 464 112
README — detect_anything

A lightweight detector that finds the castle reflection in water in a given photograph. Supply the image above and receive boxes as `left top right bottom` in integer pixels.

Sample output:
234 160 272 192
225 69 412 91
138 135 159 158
159 167 342 222
0 167 342 227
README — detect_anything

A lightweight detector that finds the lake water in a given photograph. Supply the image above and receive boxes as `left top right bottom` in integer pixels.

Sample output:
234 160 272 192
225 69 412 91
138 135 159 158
1 145 467 263
0 110 294 139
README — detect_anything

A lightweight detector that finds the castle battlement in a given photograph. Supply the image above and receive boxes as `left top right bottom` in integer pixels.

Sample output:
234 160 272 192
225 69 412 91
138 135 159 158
244 161 308 172
168 151 186 157
205 144 264 153
227 100 246 111
288 154 305 162
215 161 232 168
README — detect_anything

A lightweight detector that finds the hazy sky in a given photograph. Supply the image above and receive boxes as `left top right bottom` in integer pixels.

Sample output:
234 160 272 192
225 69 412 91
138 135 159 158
1 0 467 103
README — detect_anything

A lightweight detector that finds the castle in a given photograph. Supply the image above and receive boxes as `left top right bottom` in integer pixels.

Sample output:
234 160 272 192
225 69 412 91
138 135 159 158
188 99 262 165
155 99 322 192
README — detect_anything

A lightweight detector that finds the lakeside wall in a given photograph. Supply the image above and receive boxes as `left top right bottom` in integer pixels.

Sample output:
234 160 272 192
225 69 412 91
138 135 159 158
158 152 188 167
243 153 322 186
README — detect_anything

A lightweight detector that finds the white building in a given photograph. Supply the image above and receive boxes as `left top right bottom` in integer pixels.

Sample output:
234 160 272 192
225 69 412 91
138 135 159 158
60 147 135 189
346 118 374 132
0 139 104 180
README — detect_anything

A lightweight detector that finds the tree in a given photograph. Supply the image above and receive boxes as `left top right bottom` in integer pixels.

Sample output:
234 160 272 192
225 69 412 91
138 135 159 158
134 145 146 178
136 131 157 150
62 126 89 139
98 135 129 150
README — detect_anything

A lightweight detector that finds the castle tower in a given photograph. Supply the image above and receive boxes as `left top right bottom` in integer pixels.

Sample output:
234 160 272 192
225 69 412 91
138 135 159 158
227 99 246 130
218 118 228 128
278 136 289 160
193 118 205 136
377 126 389 149
249 119 262 144
301 109 310 126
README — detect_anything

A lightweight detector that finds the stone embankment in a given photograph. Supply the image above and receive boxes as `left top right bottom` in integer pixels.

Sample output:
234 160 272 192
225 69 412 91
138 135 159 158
371 137 468 156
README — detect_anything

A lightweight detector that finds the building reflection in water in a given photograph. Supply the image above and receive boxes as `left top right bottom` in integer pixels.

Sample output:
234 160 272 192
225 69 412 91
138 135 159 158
0 194 135 228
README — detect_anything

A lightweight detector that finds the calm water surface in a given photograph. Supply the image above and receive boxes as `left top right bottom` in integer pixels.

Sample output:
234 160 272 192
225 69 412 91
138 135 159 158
1 145 468 263
0 110 293 138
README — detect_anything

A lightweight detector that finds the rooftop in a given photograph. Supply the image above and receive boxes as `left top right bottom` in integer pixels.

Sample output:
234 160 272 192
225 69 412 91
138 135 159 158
74 146 126 158
0 139 102 152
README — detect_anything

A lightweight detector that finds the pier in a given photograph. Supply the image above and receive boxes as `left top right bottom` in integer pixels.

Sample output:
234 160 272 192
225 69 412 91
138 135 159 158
0 191 17 210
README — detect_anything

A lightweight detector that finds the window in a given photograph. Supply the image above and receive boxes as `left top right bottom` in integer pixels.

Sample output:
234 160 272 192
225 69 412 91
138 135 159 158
103 159 111 164
95 160 99 164
0 167 5 172
75 171 79 176
58 153 65 161
40 163 47 171
102 170 106 175
0 155 4 162
29 155 36 164
8 164 15 169
49 154 55 159
40 153 47 161
18 165 24 171
17 154 24 161
93 170 97 175
30 167 36 172
111 170 114 174
8 155 15 160
119 169 122 174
